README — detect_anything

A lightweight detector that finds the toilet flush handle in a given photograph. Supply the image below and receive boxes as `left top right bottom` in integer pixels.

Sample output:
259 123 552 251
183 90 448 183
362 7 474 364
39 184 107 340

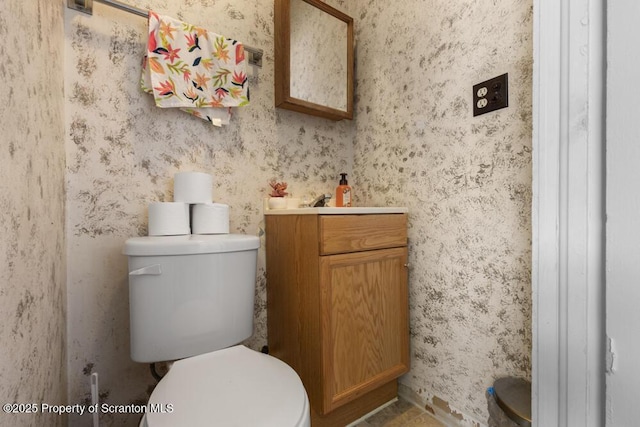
129 264 162 276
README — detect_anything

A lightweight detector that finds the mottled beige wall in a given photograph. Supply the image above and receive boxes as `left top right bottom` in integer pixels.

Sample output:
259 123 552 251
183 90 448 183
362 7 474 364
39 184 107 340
0 1 67 426
352 0 533 424
64 0 353 425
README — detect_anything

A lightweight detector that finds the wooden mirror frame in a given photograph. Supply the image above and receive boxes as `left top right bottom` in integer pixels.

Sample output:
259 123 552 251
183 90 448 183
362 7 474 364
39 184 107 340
275 0 354 121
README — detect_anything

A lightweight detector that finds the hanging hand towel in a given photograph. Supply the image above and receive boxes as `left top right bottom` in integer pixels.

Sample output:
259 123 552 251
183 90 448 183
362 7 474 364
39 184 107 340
141 11 250 126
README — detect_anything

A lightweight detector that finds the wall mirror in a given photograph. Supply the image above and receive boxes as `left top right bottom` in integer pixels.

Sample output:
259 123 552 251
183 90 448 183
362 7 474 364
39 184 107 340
275 0 354 121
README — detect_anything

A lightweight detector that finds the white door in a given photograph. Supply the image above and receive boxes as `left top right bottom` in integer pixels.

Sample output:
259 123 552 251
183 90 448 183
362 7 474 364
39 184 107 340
606 2 640 426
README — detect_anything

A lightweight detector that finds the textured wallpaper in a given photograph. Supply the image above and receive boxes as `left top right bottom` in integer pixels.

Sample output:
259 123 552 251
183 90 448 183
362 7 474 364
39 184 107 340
64 0 353 425
0 1 67 426
352 0 533 424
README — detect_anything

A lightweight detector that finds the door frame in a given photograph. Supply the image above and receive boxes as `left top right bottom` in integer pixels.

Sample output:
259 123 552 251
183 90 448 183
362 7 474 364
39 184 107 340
532 0 605 425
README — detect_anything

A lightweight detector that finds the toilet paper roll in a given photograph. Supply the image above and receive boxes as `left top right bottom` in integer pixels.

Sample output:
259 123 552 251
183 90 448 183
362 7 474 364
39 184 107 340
148 202 190 236
173 172 213 204
191 203 230 234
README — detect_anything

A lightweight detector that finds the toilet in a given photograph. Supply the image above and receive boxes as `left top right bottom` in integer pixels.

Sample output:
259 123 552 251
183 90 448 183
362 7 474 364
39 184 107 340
123 234 310 427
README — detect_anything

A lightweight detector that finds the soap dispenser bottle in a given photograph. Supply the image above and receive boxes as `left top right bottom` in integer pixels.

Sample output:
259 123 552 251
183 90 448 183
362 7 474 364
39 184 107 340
335 173 352 207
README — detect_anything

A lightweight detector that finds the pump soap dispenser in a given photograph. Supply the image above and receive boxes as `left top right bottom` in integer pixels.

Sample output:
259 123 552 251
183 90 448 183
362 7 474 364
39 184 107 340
335 173 352 207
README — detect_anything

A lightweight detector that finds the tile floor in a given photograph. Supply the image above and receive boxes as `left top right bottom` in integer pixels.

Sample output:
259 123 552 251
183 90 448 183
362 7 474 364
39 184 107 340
355 397 447 427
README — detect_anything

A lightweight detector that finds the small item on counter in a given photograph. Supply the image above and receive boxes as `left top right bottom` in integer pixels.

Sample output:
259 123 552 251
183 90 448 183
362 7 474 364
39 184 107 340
335 173 352 207
268 179 289 197
268 178 289 210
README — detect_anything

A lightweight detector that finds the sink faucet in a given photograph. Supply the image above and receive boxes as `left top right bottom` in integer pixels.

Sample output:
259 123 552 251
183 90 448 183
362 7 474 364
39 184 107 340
310 193 332 207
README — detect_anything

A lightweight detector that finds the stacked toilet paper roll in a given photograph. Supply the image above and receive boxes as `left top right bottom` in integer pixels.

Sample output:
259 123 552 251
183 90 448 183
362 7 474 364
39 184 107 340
173 172 213 203
148 202 190 236
191 203 230 234
147 172 231 236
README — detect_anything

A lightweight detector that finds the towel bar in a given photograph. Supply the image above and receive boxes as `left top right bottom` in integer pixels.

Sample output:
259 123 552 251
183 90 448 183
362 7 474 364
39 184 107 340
67 0 263 67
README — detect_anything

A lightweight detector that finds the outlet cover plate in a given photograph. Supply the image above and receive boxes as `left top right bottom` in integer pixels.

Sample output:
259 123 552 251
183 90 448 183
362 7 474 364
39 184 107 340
473 73 508 117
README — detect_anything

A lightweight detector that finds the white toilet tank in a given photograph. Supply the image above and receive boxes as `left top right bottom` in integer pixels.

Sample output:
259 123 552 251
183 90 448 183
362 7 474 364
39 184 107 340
123 234 260 363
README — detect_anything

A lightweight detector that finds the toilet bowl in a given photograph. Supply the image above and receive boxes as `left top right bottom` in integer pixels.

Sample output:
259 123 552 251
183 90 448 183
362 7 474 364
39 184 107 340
124 234 310 427
140 346 310 427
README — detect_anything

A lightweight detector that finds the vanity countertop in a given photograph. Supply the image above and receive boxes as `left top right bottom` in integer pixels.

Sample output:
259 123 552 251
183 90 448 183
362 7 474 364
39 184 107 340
264 206 408 215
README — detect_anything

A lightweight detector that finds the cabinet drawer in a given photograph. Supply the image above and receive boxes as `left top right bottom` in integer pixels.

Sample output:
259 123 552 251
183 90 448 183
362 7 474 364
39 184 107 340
319 214 407 255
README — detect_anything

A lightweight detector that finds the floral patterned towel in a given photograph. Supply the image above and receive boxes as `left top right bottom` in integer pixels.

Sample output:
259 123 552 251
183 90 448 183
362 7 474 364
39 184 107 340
141 11 250 126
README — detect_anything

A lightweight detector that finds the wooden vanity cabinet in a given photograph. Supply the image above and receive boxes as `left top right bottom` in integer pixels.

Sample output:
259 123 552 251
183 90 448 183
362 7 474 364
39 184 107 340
265 213 410 426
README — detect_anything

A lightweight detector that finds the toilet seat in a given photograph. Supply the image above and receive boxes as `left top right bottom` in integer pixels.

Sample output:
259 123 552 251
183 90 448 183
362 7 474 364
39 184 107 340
142 345 310 427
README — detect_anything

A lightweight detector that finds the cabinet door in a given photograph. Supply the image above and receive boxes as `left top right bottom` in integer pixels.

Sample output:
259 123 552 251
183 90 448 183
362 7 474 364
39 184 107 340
319 246 410 413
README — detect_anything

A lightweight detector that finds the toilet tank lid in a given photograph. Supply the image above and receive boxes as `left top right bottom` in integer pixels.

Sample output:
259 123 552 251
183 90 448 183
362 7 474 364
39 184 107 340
123 234 260 256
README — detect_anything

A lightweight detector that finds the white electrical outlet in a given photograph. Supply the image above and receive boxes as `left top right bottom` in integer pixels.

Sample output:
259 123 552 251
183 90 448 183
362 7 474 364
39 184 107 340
472 73 509 117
